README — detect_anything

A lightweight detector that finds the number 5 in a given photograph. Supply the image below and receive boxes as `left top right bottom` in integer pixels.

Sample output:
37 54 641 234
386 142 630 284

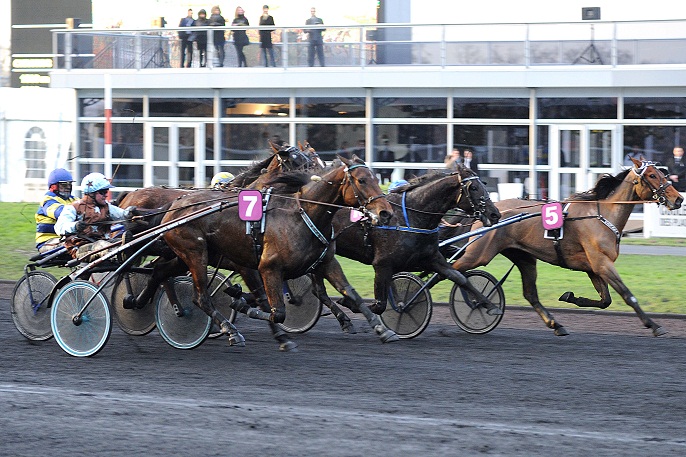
542 202 563 230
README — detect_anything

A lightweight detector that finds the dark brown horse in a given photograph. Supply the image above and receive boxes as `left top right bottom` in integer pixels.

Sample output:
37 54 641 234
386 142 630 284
149 156 394 350
444 158 683 336
321 167 501 332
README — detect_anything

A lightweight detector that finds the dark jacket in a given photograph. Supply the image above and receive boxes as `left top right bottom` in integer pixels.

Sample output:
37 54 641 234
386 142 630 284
306 16 324 43
666 155 686 192
178 16 194 39
209 13 226 44
232 16 250 46
193 16 209 45
259 14 275 48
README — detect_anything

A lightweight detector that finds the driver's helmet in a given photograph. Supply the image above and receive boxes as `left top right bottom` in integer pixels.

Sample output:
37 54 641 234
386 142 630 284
388 179 409 191
48 168 74 187
211 172 235 188
81 172 114 194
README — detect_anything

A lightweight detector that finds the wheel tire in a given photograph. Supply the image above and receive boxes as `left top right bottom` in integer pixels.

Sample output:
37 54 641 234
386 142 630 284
449 270 505 334
277 275 322 334
206 271 237 338
110 271 156 336
11 271 58 341
155 276 211 349
51 280 112 357
380 272 433 339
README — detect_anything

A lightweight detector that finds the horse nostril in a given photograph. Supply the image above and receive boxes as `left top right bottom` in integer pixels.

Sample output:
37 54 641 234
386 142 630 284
379 210 392 224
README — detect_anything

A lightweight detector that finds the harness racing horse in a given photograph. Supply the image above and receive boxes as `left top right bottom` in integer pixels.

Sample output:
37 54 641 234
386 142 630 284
445 158 683 337
321 167 501 332
150 156 395 350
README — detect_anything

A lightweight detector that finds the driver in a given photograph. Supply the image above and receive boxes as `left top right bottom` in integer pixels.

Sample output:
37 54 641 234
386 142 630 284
210 171 235 189
35 168 76 253
55 172 135 261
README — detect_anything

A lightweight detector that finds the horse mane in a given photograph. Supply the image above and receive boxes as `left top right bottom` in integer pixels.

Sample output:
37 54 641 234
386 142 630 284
263 170 315 194
567 169 631 201
389 167 477 194
114 190 130 207
231 154 277 187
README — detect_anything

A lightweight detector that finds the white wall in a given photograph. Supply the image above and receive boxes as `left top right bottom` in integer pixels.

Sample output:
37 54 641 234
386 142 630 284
0 87 77 202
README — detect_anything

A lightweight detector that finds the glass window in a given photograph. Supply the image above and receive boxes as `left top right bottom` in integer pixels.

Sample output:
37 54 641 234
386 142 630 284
370 124 446 179
79 123 105 159
454 98 529 119
624 97 686 120
296 97 366 117
296 124 366 161
222 98 289 117
150 98 213 117
113 165 143 188
374 97 447 118
220 123 289 160
79 98 144 117
623 126 686 165
24 127 46 179
453 125 530 165
112 123 144 159
153 127 169 161
538 97 617 119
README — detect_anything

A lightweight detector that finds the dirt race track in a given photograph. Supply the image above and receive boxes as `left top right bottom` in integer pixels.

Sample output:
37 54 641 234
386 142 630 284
2 289 686 457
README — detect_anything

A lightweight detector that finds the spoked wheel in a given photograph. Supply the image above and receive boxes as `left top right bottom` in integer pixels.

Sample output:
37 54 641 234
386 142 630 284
207 271 237 338
380 272 433 339
449 270 505 334
110 271 156 336
155 276 211 349
51 280 112 357
11 271 58 341
277 275 322 334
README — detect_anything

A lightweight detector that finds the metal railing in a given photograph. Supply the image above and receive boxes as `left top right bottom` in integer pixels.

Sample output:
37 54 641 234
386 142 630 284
46 19 686 70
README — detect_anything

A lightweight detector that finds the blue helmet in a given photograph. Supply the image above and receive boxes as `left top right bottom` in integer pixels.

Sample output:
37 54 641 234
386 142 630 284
388 179 409 191
48 168 74 186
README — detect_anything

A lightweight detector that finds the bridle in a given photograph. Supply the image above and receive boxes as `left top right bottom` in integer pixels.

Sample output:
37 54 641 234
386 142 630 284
455 172 491 223
630 160 671 205
342 163 387 218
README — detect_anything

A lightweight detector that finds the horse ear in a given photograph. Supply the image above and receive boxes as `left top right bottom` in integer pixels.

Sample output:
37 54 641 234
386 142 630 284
630 157 642 167
269 141 279 154
298 141 304 151
336 154 352 166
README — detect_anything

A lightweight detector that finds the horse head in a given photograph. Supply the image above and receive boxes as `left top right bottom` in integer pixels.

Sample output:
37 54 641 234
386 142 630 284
331 154 393 226
456 167 501 227
630 157 683 210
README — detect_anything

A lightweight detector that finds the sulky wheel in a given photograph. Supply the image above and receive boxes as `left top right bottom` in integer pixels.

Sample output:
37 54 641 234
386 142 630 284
449 270 505 334
155 276 211 349
110 271 156 336
277 275 322 334
206 271 237 338
51 280 112 357
11 271 58 341
380 272 433 339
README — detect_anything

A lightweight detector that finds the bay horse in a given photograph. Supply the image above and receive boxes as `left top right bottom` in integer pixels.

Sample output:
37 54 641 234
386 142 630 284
145 156 395 350
444 158 683 337
319 167 501 332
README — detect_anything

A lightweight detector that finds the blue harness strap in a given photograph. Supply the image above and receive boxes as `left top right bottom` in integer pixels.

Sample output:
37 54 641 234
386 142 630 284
375 191 440 235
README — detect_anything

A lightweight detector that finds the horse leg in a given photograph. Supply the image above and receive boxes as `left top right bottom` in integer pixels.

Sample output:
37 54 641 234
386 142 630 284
240 267 298 351
503 251 569 336
595 264 665 336
316 258 398 343
558 272 612 309
310 273 356 334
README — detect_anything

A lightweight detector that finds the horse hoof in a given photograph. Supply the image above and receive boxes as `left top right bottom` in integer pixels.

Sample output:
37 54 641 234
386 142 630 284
368 301 386 315
341 322 357 334
554 326 569 336
228 332 246 347
559 292 575 303
652 326 667 337
486 307 503 316
279 341 299 352
376 326 400 343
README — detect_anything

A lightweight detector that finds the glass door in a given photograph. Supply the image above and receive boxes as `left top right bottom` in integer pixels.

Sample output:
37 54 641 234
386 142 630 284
548 125 616 200
145 123 205 188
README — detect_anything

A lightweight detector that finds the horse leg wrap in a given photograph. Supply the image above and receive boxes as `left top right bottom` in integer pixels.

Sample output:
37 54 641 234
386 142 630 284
269 308 286 324
244 307 275 322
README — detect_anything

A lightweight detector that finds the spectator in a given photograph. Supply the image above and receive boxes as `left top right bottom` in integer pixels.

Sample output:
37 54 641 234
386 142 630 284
178 9 195 68
463 148 479 175
352 139 365 160
444 147 462 172
55 173 135 261
193 9 209 67
377 137 395 184
259 5 276 67
35 168 76 253
209 6 227 67
231 6 250 67
667 146 686 192
305 7 325 67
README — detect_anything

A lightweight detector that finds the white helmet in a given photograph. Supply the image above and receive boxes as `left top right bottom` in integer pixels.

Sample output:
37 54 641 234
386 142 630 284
81 172 114 194
211 172 235 188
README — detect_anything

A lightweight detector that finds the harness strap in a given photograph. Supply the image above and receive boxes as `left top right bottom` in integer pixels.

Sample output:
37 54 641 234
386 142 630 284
296 193 333 273
375 191 441 235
